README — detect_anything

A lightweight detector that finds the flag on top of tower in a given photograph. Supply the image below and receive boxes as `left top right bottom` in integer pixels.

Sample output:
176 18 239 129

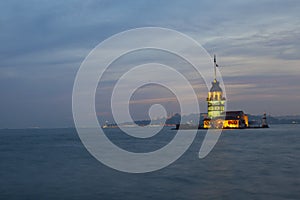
214 54 219 67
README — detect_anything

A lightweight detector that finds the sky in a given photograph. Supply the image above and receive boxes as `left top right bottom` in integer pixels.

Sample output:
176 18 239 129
0 0 300 128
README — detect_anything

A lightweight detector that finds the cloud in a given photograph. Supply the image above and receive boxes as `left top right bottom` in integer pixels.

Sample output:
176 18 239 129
203 28 300 60
1 0 300 127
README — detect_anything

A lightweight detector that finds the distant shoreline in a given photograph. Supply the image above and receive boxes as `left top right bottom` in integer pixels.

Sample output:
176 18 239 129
1 123 300 130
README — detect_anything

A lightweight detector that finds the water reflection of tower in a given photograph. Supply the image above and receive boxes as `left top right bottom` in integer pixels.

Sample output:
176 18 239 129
207 55 226 119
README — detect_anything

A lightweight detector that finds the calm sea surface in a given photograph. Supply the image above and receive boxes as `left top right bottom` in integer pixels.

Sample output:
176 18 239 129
0 125 299 200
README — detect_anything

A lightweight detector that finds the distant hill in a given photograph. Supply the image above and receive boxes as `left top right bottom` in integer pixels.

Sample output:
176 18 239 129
266 115 300 124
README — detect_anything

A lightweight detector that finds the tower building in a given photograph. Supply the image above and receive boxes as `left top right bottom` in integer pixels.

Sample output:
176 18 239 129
175 54 268 129
203 55 250 129
207 55 226 118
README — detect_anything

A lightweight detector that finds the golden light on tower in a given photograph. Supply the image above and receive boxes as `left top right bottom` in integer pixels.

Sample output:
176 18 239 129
206 55 226 119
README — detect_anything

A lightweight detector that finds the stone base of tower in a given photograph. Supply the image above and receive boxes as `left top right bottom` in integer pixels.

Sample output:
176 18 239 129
203 111 249 129
174 112 269 129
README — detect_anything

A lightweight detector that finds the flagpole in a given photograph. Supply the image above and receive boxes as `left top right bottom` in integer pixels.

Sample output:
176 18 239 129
214 54 217 81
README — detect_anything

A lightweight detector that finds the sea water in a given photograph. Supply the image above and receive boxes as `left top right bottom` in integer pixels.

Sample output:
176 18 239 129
0 125 299 199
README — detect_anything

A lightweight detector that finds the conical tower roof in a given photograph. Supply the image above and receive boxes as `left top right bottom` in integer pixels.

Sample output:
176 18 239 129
210 79 223 92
